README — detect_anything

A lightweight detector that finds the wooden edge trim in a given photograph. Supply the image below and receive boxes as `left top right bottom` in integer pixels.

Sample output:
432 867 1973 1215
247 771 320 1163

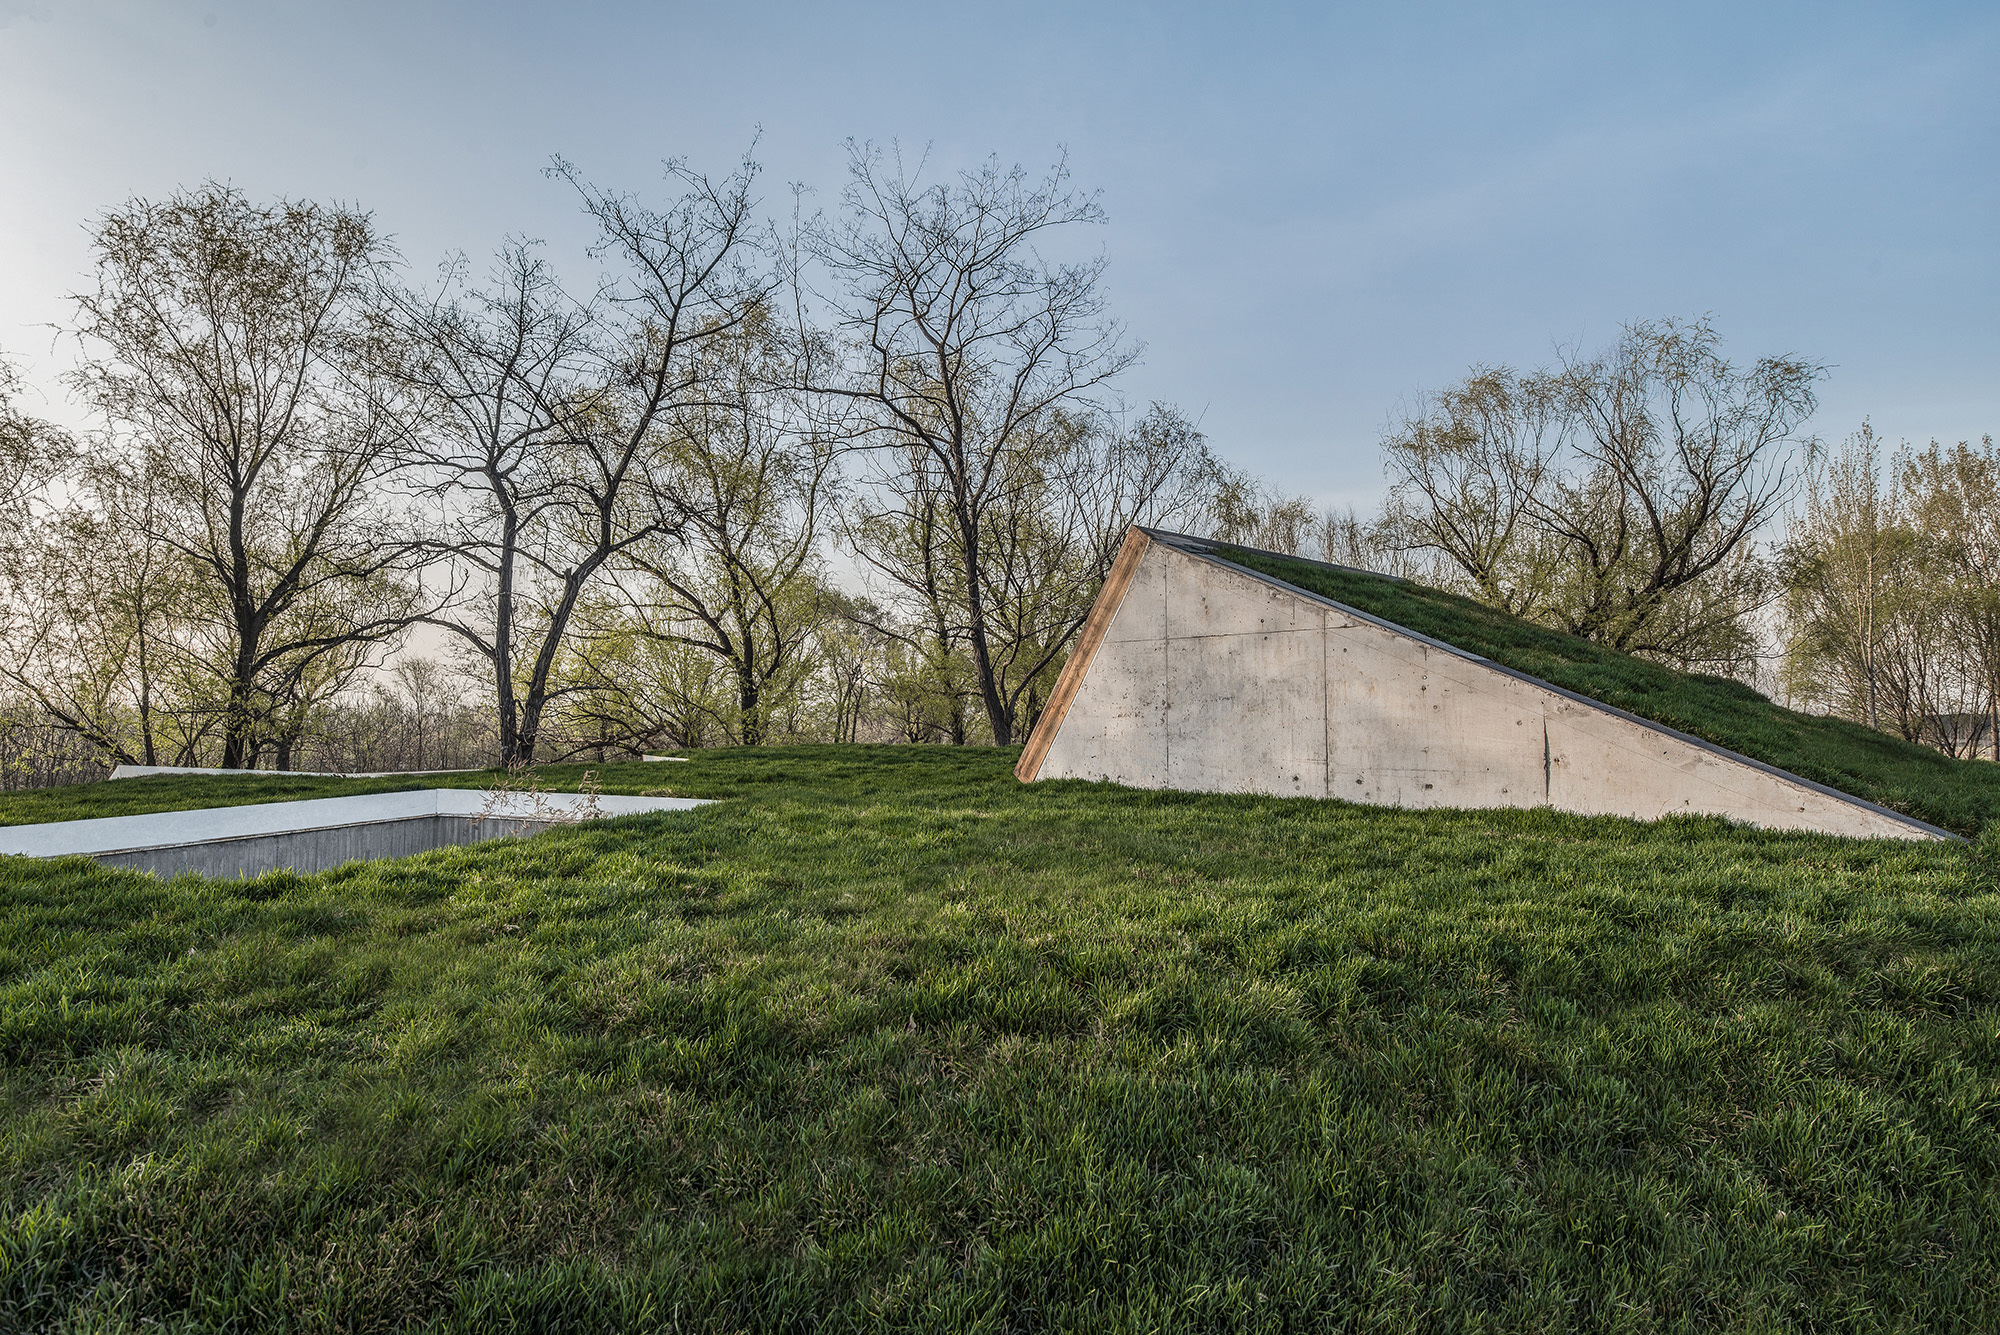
1015 527 1153 783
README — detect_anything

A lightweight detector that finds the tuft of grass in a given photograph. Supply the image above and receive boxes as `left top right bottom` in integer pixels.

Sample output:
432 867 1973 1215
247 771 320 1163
1220 546 2000 837
1 746 1998 1331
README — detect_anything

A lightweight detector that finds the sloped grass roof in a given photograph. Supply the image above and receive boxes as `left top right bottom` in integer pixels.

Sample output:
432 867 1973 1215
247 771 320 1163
1218 546 2000 837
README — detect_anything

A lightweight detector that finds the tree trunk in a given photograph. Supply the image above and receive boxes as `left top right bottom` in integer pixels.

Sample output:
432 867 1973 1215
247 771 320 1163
965 618 1010 745
738 671 763 746
493 512 522 767
957 510 1012 745
136 635 157 768
511 556 604 768
512 695 541 767
221 674 257 769
947 690 968 746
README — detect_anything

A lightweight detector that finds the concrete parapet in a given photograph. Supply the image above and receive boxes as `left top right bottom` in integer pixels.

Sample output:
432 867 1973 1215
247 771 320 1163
107 765 483 780
0 789 713 878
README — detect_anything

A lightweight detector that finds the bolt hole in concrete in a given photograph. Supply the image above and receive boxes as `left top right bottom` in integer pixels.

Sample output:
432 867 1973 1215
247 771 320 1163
0 789 712 879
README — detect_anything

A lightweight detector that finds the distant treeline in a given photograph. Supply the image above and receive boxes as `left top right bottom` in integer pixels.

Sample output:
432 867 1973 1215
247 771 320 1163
0 150 1989 783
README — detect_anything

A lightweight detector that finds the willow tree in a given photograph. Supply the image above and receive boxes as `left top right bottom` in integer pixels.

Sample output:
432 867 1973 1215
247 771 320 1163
70 185 422 768
1783 426 2000 756
1903 437 2000 757
0 354 73 531
1383 318 1821 672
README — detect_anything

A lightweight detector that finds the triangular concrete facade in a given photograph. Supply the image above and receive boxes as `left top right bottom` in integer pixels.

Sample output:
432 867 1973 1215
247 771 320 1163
1016 527 1951 841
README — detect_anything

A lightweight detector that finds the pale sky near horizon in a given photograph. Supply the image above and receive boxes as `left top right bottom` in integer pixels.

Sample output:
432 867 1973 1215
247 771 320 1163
1 1 1994 511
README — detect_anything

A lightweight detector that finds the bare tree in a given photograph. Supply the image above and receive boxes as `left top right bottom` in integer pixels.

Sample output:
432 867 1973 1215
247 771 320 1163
70 185 424 767
0 357 173 768
1551 319 1813 654
802 144 1140 744
1384 318 1820 670
0 353 75 534
613 309 839 745
972 403 1215 737
0 490 203 768
1780 425 1905 730
1374 368 1563 613
381 240 598 765
841 402 1210 743
1778 425 2000 756
388 154 771 763
1903 436 2000 758
839 439 979 740
811 598 883 744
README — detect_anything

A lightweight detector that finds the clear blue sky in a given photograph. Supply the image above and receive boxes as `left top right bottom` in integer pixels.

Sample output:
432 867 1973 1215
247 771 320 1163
2 0 1994 509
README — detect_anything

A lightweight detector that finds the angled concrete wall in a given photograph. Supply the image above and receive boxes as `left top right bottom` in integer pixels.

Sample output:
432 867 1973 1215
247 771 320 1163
1017 528 1950 841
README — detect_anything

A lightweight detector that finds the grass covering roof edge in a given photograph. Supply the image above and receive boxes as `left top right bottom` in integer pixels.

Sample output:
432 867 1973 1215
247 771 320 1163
1133 526 1999 839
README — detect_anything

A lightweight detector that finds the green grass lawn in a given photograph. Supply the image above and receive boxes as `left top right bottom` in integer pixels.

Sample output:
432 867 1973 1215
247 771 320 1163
1219 546 2000 838
4 747 1999 1331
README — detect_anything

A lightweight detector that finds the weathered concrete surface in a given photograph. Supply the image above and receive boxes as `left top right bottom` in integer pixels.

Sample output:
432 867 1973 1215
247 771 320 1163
0 790 713 878
88 815 531 878
108 764 482 780
1019 528 1952 841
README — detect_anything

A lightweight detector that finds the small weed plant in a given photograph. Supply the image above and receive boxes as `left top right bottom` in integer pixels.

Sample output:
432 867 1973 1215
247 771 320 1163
475 760 606 834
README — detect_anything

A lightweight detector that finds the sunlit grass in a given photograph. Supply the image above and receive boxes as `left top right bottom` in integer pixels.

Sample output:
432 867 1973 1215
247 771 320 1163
2 746 1997 1331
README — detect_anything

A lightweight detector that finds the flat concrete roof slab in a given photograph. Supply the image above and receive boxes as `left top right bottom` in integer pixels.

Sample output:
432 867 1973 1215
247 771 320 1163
108 765 484 780
0 790 711 861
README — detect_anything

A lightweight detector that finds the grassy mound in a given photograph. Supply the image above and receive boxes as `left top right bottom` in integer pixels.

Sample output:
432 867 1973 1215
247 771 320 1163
1220 546 2000 837
3 747 1997 1331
